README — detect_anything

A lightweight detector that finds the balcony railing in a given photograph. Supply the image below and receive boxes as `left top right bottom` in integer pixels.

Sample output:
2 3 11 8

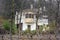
25 18 34 24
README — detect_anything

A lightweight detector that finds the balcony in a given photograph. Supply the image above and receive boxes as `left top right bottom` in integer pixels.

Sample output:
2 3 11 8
25 18 34 24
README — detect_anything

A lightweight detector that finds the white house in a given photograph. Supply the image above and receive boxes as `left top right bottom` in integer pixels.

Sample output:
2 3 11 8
15 5 48 31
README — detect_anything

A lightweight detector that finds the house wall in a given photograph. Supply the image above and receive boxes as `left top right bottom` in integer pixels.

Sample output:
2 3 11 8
22 22 36 31
15 11 48 31
21 12 36 31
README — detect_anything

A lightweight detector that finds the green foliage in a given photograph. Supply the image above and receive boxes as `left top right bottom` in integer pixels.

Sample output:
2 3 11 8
3 20 10 31
39 21 56 33
31 30 36 35
39 25 43 33
22 29 36 35
11 23 17 34
49 20 56 31
39 25 50 33
22 29 31 35
3 20 17 34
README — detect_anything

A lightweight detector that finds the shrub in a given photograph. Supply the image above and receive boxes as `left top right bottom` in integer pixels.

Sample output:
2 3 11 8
3 20 17 34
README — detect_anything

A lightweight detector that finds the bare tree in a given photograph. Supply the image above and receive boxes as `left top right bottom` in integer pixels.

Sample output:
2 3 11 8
10 0 15 40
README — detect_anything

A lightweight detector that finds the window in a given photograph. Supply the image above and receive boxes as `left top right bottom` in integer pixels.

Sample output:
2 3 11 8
29 14 31 18
25 14 34 18
31 14 34 18
26 14 28 18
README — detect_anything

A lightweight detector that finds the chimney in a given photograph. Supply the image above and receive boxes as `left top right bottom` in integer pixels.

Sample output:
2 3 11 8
30 4 33 9
16 11 18 15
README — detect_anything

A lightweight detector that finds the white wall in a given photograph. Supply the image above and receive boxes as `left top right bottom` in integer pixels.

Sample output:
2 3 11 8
38 19 48 25
22 22 36 31
21 12 36 31
15 11 48 31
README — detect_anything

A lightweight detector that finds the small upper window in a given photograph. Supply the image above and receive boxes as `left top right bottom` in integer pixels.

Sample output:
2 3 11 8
26 14 28 18
29 14 31 18
25 14 34 18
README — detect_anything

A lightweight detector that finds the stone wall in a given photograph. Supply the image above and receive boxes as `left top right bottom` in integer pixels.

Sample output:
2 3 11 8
0 34 60 40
